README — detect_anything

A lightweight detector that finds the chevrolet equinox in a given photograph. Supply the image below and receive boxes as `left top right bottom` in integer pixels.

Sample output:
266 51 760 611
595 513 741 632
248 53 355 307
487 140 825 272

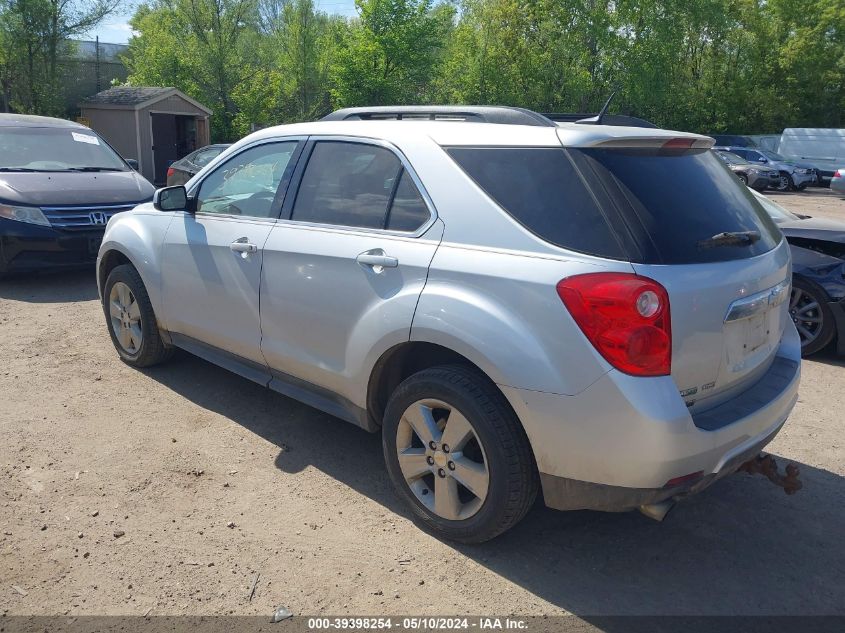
97 106 801 542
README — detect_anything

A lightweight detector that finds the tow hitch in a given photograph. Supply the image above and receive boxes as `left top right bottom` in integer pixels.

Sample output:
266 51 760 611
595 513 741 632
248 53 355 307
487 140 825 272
738 453 803 495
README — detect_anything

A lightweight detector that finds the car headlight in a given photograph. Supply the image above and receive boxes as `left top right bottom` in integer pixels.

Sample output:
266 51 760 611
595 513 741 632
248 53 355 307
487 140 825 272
0 203 50 226
748 168 760 175
795 168 809 174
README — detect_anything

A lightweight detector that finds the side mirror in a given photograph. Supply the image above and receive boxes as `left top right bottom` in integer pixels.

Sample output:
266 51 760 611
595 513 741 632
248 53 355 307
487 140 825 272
125 159 139 171
153 186 190 212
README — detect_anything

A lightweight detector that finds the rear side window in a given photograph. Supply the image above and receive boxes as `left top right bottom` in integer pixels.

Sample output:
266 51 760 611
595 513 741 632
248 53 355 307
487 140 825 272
447 147 625 259
572 147 782 264
292 141 400 229
448 146 781 264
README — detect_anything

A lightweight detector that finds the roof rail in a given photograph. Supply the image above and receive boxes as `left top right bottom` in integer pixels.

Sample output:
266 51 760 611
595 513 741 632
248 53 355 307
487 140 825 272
322 106 557 128
543 113 658 129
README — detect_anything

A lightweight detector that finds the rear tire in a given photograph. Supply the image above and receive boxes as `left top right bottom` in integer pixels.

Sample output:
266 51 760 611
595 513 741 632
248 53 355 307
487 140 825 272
103 264 173 367
791 276 835 357
737 173 748 187
382 365 538 543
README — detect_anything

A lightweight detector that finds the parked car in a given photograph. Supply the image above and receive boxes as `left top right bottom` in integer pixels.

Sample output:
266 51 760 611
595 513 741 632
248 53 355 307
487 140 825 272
707 134 758 147
98 106 800 542
715 146 817 191
166 144 231 186
714 150 779 190
0 114 155 276
831 169 845 195
779 128 845 187
751 189 845 356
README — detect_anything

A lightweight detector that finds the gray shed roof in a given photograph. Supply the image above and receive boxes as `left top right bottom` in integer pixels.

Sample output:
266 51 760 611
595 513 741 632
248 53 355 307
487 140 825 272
80 86 212 114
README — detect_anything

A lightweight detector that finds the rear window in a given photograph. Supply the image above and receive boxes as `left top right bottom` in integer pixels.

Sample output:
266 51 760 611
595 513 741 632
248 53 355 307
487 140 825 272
448 146 781 264
573 147 782 263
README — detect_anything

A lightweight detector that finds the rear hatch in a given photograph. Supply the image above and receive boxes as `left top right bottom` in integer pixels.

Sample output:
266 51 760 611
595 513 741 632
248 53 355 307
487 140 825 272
446 134 790 409
564 140 789 410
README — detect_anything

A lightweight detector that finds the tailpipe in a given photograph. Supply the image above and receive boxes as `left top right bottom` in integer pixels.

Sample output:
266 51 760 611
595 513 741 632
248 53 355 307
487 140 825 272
638 499 675 522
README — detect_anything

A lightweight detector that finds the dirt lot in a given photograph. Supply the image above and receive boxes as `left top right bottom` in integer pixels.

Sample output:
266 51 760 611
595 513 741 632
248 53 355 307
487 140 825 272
1 189 844 619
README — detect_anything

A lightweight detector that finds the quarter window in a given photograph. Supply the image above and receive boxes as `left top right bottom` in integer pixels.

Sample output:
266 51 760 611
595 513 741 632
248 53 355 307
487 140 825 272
196 142 297 218
386 170 429 232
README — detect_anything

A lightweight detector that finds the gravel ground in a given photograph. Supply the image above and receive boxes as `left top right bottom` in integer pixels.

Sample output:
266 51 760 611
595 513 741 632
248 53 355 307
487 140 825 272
1 189 844 619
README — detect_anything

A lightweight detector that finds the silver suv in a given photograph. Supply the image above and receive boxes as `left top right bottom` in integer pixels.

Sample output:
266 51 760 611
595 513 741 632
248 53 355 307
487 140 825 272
97 107 801 543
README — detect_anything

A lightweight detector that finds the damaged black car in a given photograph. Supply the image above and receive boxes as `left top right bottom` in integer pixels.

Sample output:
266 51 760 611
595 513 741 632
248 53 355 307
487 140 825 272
753 189 845 356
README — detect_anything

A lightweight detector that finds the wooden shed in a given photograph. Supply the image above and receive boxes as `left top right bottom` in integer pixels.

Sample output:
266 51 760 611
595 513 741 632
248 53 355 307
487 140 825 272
80 87 212 185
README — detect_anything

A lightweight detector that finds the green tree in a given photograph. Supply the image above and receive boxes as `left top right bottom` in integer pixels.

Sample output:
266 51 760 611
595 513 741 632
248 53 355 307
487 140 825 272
0 0 121 114
330 0 454 107
260 0 337 121
125 0 265 140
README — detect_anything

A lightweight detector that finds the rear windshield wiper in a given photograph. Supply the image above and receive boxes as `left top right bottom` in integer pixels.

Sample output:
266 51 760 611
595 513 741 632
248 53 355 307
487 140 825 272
697 231 761 249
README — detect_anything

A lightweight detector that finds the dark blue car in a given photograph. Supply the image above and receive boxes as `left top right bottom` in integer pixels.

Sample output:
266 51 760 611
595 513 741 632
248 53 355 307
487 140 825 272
0 114 154 276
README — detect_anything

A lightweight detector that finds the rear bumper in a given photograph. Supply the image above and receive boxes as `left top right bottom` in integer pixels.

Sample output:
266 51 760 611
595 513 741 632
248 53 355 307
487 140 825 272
539 418 786 511
0 219 103 274
501 325 801 511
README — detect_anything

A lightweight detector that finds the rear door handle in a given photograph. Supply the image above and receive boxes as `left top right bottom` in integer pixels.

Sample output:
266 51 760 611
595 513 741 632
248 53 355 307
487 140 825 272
230 238 258 255
356 251 398 269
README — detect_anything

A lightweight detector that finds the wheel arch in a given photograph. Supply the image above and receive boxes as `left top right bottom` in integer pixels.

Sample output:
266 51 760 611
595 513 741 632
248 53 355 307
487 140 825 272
367 341 501 430
97 248 133 298
97 211 173 324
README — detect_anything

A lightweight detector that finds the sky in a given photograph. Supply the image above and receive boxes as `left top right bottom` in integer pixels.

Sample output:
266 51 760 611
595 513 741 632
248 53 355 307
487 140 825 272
88 0 359 44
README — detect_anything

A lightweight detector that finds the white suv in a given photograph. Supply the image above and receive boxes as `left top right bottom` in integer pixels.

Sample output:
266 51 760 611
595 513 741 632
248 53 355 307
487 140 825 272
97 107 801 542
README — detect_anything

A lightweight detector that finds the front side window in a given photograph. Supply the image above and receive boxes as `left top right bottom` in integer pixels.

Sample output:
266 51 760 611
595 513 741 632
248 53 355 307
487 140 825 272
196 142 297 218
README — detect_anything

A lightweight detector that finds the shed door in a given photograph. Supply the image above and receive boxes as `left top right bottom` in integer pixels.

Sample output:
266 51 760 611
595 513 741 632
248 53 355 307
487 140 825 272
151 113 178 185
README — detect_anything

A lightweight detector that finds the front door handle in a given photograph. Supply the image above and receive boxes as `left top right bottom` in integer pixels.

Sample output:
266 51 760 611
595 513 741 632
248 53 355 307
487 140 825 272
230 238 258 256
356 251 398 270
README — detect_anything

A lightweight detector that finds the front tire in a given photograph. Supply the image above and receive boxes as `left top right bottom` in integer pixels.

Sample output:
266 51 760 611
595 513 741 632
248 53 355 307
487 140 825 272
103 264 173 367
790 276 835 357
777 172 794 192
383 365 538 543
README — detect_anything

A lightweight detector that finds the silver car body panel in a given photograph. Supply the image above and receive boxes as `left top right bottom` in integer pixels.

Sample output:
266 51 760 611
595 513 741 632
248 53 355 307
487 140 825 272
99 118 800 507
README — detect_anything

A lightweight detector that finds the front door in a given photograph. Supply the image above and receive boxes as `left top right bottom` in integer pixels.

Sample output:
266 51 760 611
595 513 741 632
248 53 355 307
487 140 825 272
160 140 302 378
260 139 442 407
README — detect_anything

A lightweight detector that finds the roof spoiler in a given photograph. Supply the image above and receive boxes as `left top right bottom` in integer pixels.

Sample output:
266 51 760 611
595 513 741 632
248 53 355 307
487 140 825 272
543 113 658 129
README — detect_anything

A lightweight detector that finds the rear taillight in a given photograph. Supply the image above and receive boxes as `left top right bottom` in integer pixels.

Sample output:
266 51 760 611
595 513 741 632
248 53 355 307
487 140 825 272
835 170 842 178
166 167 175 178
556 272 671 377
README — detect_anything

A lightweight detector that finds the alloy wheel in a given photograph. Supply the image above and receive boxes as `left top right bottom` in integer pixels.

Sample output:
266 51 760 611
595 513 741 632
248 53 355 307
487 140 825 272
109 281 143 354
790 286 823 348
395 399 489 521
777 174 791 191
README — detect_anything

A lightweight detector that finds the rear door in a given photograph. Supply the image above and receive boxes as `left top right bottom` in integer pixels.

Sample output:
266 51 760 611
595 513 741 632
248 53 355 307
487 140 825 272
259 138 442 405
567 143 790 410
160 139 302 373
